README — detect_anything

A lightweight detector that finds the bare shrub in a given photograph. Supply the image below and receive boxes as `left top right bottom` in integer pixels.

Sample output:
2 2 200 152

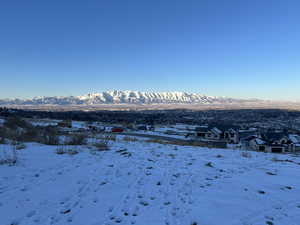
0 145 18 165
1 118 33 143
93 134 114 151
5 128 24 142
22 127 40 142
55 146 79 155
99 134 116 142
56 147 65 155
241 151 252 158
0 157 17 165
2 117 60 145
44 134 60 145
4 116 31 130
0 136 6 144
67 133 87 145
38 126 60 145
93 141 109 151
22 126 58 144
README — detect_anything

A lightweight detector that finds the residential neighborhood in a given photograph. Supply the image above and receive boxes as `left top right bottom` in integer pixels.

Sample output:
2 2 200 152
1 106 300 155
192 124 300 153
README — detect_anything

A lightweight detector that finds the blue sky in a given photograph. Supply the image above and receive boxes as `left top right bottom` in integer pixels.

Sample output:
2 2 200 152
0 0 299 100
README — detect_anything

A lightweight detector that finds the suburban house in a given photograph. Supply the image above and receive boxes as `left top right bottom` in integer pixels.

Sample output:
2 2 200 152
249 137 267 151
192 124 300 154
194 125 257 145
194 126 223 140
242 131 300 153
238 129 257 141
224 128 239 143
88 125 105 132
250 132 289 153
288 134 300 152
225 128 258 144
137 125 148 131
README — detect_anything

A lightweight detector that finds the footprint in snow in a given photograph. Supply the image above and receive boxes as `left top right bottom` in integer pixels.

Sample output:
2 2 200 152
26 210 36 218
93 197 99 203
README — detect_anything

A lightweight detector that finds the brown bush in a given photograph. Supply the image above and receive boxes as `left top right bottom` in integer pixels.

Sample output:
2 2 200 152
93 141 109 151
4 116 32 130
1 118 61 145
0 145 18 165
0 136 6 144
56 147 65 155
66 134 87 145
92 134 115 151
241 151 252 158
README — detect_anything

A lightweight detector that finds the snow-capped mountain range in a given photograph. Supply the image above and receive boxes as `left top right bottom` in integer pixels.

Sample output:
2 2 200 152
0 90 262 105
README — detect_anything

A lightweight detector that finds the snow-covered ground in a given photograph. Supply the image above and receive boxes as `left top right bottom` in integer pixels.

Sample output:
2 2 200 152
1 140 300 225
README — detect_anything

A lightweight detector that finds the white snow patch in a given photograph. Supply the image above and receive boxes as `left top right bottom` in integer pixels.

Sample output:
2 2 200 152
0 141 300 225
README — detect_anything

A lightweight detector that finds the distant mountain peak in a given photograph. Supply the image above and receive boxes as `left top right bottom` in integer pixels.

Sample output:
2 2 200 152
0 90 261 106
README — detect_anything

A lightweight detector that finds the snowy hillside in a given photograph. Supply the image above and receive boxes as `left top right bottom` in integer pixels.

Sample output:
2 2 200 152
1 140 300 225
0 90 262 105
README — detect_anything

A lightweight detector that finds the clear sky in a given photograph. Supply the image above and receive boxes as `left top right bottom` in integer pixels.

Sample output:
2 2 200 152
0 0 299 100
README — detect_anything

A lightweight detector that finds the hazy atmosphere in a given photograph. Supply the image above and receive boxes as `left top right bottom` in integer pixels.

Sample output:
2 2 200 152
1 0 300 100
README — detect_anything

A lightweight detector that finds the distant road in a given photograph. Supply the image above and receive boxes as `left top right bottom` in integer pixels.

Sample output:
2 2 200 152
117 132 186 142
108 132 227 148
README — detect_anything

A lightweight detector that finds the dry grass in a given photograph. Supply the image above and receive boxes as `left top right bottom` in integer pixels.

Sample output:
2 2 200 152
55 147 79 155
91 134 116 151
145 139 168 145
271 156 279 162
67 149 79 155
123 136 138 142
16 143 26 150
93 141 110 151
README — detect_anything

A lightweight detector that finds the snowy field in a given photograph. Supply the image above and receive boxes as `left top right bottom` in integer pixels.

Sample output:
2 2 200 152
1 140 300 225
